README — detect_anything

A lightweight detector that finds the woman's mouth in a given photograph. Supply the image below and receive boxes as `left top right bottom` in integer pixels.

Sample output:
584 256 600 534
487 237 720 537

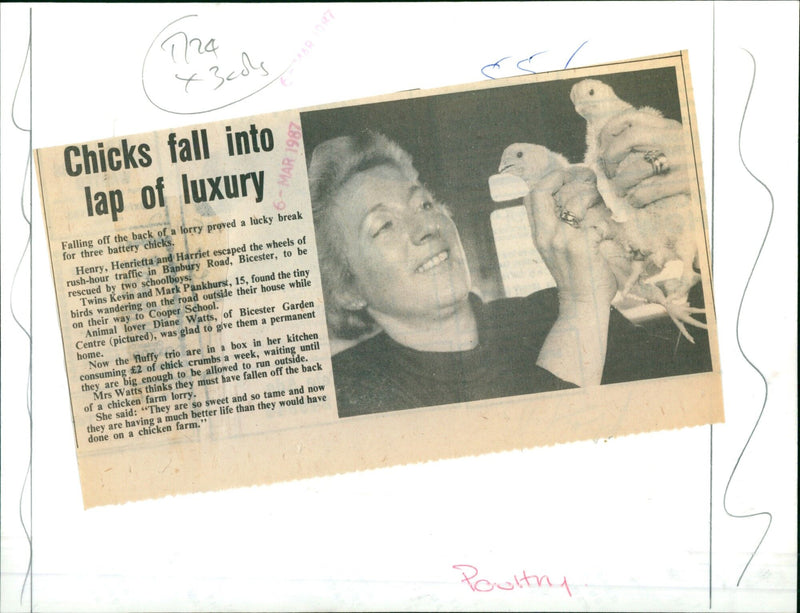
416 250 449 273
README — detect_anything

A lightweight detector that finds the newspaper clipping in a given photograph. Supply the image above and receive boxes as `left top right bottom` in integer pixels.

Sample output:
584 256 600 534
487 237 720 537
36 52 723 507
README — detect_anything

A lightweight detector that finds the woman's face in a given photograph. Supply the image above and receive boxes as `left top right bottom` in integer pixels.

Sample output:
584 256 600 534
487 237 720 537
332 164 471 322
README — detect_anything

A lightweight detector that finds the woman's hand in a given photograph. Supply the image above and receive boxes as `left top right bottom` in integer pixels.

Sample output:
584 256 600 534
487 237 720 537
528 167 617 308
526 167 617 386
597 112 691 208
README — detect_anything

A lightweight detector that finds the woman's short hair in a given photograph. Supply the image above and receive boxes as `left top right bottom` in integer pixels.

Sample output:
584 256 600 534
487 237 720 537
308 131 419 339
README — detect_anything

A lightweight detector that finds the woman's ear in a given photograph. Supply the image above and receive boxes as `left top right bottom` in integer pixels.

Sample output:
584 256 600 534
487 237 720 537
334 287 367 312
345 299 367 311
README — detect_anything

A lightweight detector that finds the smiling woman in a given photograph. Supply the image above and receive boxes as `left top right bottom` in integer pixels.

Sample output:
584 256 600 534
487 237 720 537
308 124 711 418
329 162 473 348
308 131 614 417
301 64 720 419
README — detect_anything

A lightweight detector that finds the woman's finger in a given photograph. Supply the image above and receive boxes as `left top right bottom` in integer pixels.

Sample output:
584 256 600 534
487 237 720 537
609 146 690 206
557 185 602 223
602 110 674 140
527 169 566 245
600 118 683 170
607 150 656 191
626 174 690 209
563 164 597 185
551 166 599 226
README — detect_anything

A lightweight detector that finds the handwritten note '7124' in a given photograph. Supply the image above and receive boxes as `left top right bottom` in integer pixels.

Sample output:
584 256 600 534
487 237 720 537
142 14 287 115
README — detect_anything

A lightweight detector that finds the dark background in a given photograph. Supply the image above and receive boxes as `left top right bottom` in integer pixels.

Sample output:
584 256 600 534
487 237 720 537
300 67 682 300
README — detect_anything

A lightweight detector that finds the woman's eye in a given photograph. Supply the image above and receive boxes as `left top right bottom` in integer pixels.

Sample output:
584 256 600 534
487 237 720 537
372 220 393 237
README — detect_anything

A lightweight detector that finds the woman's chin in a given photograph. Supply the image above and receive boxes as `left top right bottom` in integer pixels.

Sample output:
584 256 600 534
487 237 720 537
417 282 472 316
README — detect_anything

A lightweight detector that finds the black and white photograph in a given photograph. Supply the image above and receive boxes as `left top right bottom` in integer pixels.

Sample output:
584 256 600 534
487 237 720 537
301 65 714 418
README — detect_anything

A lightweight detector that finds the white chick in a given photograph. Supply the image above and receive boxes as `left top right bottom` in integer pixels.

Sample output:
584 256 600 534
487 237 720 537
583 201 708 343
497 143 570 188
496 141 706 342
570 79 702 323
496 143 578 221
570 78 664 221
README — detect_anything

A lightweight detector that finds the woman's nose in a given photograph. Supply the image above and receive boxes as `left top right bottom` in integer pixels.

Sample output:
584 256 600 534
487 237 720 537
409 210 439 245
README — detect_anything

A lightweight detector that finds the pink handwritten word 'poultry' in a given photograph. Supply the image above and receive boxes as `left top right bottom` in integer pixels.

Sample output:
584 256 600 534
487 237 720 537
452 564 572 597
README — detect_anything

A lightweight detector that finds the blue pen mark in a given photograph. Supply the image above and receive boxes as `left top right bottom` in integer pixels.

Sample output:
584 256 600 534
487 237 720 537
722 48 774 588
481 56 511 80
481 42 589 80
516 51 548 75
563 40 588 69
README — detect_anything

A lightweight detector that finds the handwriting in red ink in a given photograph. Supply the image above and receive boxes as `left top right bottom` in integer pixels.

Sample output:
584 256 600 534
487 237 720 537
274 121 303 210
452 564 572 597
281 9 336 87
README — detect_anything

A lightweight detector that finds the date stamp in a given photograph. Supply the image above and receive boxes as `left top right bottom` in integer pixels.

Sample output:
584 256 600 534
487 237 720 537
274 121 303 211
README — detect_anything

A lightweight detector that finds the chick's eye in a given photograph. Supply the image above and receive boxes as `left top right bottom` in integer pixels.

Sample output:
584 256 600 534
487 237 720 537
421 200 434 211
516 151 523 158
588 88 595 96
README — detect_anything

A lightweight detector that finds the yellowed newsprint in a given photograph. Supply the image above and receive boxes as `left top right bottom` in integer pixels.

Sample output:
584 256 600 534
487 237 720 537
36 51 723 507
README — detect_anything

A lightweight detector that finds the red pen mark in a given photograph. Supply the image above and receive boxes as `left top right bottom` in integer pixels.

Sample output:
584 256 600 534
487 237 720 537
274 121 303 210
281 9 336 87
452 564 572 597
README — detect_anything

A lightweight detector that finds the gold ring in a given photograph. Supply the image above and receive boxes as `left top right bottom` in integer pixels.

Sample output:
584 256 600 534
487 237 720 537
559 210 581 228
644 150 668 175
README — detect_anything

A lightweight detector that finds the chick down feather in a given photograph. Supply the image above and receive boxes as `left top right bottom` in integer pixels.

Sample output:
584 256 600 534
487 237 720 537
495 140 706 342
